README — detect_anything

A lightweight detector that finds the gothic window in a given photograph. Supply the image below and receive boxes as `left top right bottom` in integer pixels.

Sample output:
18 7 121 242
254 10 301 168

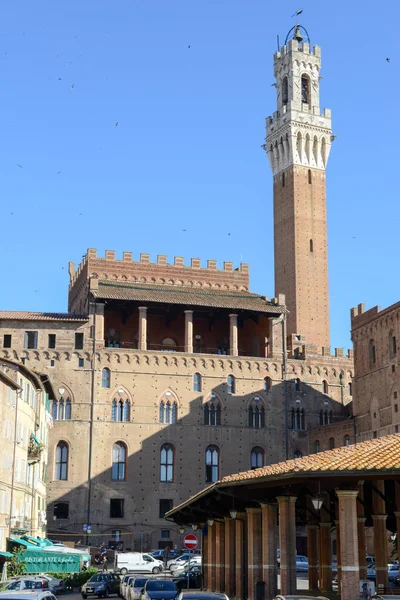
343 435 350 447
301 74 310 104
264 377 272 392
160 444 174 482
55 442 68 481
319 410 324 426
159 393 178 424
321 137 327 166
102 368 111 388
52 397 71 421
295 378 301 392
282 76 289 105
322 380 329 394
328 437 335 450
123 400 130 422
193 373 202 393
314 440 320 453
369 339 376 364
204 396 222 426
112 397 130 422
250 446 264 469
248 397 265 429
112 442 126 481
227 375 235 394
205 445 219 483
112 399 117 422
291 408 305 430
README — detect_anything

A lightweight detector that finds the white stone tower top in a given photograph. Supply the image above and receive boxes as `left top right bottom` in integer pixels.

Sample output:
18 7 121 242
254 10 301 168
265 28 332 176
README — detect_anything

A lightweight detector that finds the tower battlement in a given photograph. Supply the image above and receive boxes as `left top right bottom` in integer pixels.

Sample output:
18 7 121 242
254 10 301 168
274 40 321 61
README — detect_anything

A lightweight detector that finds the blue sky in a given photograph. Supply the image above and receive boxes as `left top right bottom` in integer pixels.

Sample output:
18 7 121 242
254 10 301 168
1 0 399 351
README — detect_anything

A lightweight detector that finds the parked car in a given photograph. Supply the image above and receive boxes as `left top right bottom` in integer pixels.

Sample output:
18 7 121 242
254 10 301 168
0 593 57 600
151 550 181 560
115 552 163 575
141 580 178 600
4 578 50 592
127 578 149 600
40 576 67 595
169 555 201 572
81 573 121 598
177 593 228 600
388 563 400 582
295 556 309 572
272 597 330 600
173 572 201 591
119 576 135 599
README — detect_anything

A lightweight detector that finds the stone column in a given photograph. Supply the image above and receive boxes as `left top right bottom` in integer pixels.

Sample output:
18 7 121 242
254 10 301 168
184 310 194 353
335 520 341 592
209 523 217 591
319 522 332 591
215 521 225 592
247 508 262 600
357 482 367 580
138 306 148 351
277 496 297 595
95 302 105 342
235 514 245 600
202 530 209 591
224 517 236 599
261 503 278 600
337 489 360 600
307 524 319 591
372 480 388 589
229 314 238 356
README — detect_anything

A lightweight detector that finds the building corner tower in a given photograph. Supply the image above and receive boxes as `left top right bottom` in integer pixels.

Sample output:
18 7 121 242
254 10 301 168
265 26 332 349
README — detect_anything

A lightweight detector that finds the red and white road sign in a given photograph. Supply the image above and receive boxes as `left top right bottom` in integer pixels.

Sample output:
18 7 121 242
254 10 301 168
183 534 198 550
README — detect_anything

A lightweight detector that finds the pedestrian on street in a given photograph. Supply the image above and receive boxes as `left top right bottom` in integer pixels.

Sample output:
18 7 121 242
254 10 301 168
102 555 108 572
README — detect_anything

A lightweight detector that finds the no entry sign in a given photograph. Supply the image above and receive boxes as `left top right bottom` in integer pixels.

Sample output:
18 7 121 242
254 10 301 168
184 534 198 550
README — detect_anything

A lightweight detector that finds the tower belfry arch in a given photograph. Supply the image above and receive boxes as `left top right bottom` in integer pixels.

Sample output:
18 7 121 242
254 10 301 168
265 24 333 349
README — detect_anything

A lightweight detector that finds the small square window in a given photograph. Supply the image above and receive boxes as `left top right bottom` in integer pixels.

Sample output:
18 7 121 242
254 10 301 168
395 404 398 413
24 331 38 349
373 431 377 439
50 360 55 368
110 499 124 519
161 529 170 539
159 499 173 518
48 334 56 349
54 501 69 519
78 358 84 368
75 333 84 350
395 425 399 433
393 365 396 373
3 334 11 348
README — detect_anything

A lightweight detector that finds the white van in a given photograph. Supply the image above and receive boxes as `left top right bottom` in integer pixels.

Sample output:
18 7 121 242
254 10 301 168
115 552 163 575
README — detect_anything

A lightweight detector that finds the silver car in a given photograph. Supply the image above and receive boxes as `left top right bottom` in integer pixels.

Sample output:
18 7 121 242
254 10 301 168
0 592 57 600
127 578 149 600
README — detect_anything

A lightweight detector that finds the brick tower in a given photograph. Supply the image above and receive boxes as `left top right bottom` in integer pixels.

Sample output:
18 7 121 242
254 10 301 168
265 26 332 349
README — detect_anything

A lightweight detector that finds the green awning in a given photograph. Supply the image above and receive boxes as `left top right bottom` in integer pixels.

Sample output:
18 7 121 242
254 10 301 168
23 549 81 574
0 551 13 558
8 536 38 549
31 433 41 445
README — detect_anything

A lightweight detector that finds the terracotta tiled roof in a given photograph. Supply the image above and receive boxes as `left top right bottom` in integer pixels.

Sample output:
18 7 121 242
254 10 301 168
0 311 88 322
92 281 285 314
166 434 400 518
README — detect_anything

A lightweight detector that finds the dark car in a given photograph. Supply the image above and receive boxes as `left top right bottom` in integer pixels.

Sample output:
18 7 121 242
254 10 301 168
173 571 201 592
177 593 228 600
82 573 121 599
142 580 178 600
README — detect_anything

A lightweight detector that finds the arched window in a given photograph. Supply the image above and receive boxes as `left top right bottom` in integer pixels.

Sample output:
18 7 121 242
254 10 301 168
369 339 376 364
291 407 305 430
251 447 264 469
294 450 302 459
301 74 310 104
308 169 312 184
310 239 313 252
282 76 288 105
322 380 329 394
248 397 265 429
112 442 126 481
102 368 111 388
314 440 320 453
343 434 350 447
319 410 324 425
58 398 64 420
295 378 301 392
227 375 235 394
171 402 177 423
204 396 222 426
205 445 219 483
112 399 117 422
123 400 130 422
193 373 202 393
52 400 58 420
65 398 71 420
264 377 272 392
160 444 174 482
328 437 335 450
55 442 68 480
118 399 124 422
159 394 178 424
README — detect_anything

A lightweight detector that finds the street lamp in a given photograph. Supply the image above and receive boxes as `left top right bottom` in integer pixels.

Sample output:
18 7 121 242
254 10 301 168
311 496 324 511
207 519 214 527
229 509 238 519
179 526 185 534
191 523 198 531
